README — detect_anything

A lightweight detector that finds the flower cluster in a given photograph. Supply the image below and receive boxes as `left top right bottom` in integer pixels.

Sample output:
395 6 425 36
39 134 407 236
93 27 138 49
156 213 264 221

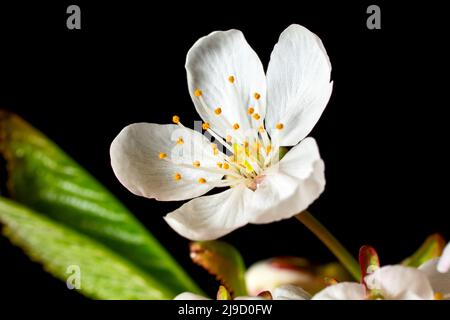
176 243 450 300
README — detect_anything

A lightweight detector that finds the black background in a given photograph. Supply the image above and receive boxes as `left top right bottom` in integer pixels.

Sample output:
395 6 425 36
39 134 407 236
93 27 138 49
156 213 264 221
0 1 448 301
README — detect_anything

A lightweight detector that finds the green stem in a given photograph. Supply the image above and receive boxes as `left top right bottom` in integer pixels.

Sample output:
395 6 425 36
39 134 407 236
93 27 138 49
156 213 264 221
295 211 360 280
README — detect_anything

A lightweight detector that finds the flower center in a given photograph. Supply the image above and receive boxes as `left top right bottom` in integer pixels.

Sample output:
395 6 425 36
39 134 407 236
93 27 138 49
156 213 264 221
159 75 286 191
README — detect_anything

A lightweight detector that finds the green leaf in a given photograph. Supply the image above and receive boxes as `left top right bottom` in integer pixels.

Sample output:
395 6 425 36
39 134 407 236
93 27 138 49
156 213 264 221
190 241 247 297
0 111 201 297
0 197 173 299
402 233 446 267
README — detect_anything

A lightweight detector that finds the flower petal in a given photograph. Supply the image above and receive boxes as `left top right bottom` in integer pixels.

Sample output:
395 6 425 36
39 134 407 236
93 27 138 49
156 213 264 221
438 243 450 273
164 185 251 240
273 284 311 300
174 292 210 300
312 283 366 300
265 24 333 146
110 123 222 201
366 265 434 300
247 137 325 224
186 30 266 138
419 258 450 299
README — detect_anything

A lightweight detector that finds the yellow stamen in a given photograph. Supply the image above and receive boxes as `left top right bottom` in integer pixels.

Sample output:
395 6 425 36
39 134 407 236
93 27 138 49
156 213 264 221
248 107 255 115
233 123 240 130
194 89 202 97
176 137 184 145
275 123 284 130
435 292 444 300
217 162 223 168
233 143 238 162
202 122 210 130
244 141 249 148
193 160 200 167
173 173 182 181
158 152 167 159
198 177 206 184
258 125 265 133
172 115 180 124
254 92 261 100
243 160 254 173
215 107 222 115
253 142 261 150
223 163 230 170
265 145 272 155
228 75 235 83
253 113 261 120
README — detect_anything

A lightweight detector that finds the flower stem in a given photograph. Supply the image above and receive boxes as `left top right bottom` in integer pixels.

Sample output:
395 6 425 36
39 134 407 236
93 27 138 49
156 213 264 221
295 211 361 280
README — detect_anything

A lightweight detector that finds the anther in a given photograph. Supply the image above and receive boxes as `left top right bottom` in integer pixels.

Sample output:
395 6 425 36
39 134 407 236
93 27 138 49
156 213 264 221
215 107 222 115
198 177 207 184
176 137 184 145
172 115 180 124
158 152 167 159
435 292 444 300
226 135 232 142
228 76 235 84
217 162 223 168
258 125 265 133
223 163 230 170
265 145 272 155
275 123 284 130
202 122 210 130
248 107 255 115
194 89 202 97
254 92 261 100
233 123 240 130
253 113 261 120
173 173 182 181
193 160 200 167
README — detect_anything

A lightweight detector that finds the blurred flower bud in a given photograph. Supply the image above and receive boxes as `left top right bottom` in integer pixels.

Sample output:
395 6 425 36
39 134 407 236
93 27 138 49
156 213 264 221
245 257 326 296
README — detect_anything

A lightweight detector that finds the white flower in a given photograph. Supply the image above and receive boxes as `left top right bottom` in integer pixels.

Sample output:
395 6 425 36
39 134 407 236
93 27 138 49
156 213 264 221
437 243 450 273
313 264 449 300
417 244 450 300
110 24 332 240
174 284 311 300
